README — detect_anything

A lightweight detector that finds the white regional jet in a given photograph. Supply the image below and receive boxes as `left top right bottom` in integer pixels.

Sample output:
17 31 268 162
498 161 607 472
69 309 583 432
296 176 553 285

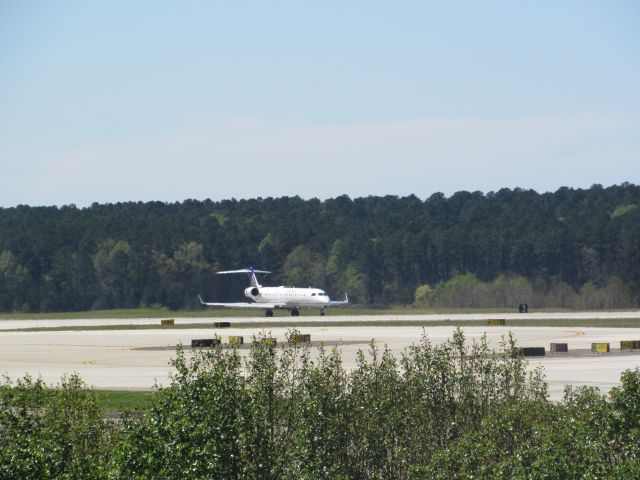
198 267 348 317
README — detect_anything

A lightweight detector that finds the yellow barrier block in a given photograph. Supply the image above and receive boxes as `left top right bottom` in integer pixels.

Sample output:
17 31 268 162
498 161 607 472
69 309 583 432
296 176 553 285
292 334 311 343
488 319 505 326
591 343 610 353
228 336 244 346
160 319 175 326
260 337 277 348
621 341 635 350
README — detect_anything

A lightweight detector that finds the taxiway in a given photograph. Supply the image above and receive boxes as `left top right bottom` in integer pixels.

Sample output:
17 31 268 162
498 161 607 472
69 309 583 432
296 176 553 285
1 313 639 400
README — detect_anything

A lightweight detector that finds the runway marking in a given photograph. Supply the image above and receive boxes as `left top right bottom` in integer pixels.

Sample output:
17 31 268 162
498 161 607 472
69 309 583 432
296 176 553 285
548 380 618 386
574 331 585 336
82 360 96 366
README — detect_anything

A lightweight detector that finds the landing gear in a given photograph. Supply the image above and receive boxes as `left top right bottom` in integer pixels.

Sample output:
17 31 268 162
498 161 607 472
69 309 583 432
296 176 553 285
320 309 325 316
265 309 274 317
290 308 300 317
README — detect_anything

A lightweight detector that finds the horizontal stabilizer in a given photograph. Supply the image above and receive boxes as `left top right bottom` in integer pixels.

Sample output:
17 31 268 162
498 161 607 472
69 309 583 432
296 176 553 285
329 292 349 306
216 268 271 275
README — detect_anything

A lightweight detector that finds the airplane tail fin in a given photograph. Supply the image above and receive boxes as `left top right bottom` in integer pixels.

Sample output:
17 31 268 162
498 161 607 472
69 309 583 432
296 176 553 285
248 269 259 287
216 267 271 287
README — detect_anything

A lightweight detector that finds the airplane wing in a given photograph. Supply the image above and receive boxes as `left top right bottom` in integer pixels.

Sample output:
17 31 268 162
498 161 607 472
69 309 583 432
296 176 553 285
198 295 285 309
328 292 349 306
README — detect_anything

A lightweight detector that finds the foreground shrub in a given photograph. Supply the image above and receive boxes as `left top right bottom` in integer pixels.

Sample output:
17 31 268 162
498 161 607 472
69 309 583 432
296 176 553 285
411 373 640 479
0 374 110 480
2 330 639 479
112 329 547 479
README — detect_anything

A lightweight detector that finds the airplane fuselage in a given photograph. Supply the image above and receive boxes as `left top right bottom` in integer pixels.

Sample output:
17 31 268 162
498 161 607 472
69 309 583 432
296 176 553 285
244 286 331 307
199 267 347 317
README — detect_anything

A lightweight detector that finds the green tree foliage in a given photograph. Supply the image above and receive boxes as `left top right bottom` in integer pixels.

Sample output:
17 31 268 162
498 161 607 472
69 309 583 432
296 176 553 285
0 184 639 311
92 239 137 309
111 345 247 478
40 248 97 312
488 274 535 307
111 329 549 479
414 377 640 479
340 264 367 303
611 204 639 218
414 284 433 305
430 273 488 307
416 273 634 309
282 245 325 288
157 242 209 309
1 334 640 478
0 374 111 479
0 251 30 311
258 233 279 269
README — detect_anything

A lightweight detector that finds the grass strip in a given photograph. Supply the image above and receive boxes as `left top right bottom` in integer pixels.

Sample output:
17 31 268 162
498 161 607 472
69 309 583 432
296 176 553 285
94 389 155 412
5 317 640 333
0 306 578 321
0 386 155 412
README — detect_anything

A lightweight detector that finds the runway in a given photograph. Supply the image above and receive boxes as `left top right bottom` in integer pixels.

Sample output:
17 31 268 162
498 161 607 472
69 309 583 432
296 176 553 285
1 310 640 330
1 312 640 400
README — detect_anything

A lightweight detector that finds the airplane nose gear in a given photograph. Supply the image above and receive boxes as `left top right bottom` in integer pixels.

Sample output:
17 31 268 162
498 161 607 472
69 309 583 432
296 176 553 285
265 309 274 317
290 308 300 317
320 308 325 316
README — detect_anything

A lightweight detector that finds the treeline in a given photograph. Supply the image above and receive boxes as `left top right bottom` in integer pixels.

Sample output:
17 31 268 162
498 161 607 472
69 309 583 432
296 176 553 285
0 183 639 312
416 273 634 309
1 331 639 478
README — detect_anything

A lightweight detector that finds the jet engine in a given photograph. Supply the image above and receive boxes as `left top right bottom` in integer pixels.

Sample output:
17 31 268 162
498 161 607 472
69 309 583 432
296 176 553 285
245 287 260 298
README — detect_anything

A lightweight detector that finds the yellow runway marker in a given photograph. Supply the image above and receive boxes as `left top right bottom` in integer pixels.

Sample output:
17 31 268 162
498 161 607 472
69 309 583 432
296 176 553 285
82 360 95 366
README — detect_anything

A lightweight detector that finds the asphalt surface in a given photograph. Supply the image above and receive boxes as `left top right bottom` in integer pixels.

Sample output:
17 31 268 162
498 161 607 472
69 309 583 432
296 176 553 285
1 310 640 330
1 312 640 400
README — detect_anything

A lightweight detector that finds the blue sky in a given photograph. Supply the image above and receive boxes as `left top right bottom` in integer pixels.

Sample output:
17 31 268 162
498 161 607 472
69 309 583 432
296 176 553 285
1 1 639 206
